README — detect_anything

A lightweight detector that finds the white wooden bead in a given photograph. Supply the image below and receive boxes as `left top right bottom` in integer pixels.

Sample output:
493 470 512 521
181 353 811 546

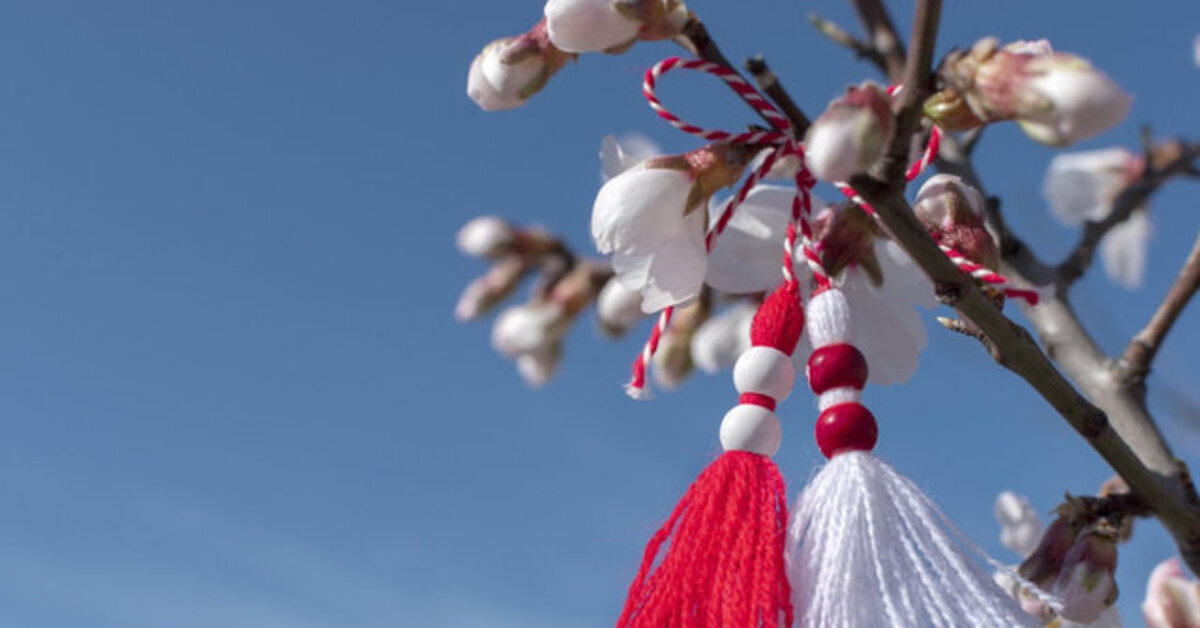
806 289 853 348
733 346 795 401
719 404 782 456
817 386 863 411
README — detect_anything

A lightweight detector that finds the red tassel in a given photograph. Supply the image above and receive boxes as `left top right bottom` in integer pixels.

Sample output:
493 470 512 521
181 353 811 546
617 451 793 628
750 283 804 353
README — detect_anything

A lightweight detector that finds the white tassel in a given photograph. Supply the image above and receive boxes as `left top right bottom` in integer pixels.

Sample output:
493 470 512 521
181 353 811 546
787 452 1038 627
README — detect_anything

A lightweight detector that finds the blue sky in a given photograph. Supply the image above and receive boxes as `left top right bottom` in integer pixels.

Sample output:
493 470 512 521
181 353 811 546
0 1 1197 626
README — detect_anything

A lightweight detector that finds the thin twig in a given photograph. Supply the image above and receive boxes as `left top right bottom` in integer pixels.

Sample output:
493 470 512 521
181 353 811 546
1119 233 1200 385
678 18 804 134
850 0 907 81
808 13 887 73
1057 141 1200 288
744 56 810 136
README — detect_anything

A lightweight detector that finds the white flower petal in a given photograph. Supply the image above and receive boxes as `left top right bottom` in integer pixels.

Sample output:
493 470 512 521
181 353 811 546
592 165 692 255
994 492 1044 558
1100 208 1152 289
636 210 708 312
544 0 640 53
875 239 938 309
601 134 662 180
1021 64 1131 146
467 52 524 111
706 185 794 294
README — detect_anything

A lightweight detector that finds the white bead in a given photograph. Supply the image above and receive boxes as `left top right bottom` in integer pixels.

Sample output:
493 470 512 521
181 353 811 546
719 404 782 456
733 346 795 402
806 289 853 348
817 386 862 411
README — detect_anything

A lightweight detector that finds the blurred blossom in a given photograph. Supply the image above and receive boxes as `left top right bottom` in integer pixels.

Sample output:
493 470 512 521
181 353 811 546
544 0 688 54
937 38 1131 146
651 297 708 388
596 278 644 337
804 82 894 182
491 301 566 357
455 257 528 321
1143 557 1200 627
691 301 756 374
467 20 574 111
457 216 516 259
592 142 751 312
1043 148 1150 289
995 491 1044 558
516 342 563 387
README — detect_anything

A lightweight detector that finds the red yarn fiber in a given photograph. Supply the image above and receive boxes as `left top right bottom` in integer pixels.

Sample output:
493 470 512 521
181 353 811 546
617 451 793 628
749 283 804 354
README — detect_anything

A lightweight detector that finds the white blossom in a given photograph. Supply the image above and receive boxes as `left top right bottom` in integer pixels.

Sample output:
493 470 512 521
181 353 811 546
457 216 515 258
596 278 644 336
491 301 565 357
1043 148 1150 288
706 185 798 295
544 0 641 53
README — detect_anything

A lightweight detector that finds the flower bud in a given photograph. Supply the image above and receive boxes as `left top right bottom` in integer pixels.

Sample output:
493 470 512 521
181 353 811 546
455 257 528 321
491 301 566 357
596 278 644 337
457 216 516 259
516 342 562 387
1019 497 1088 588
804 82 894 182
1143 557 1200 627
651 295 709 388
913 174 998 269
544 0 688 54
941 38 1131 146
994 491 1044 558
467 20 575 111
811 203 881 282
1053 521 1119 624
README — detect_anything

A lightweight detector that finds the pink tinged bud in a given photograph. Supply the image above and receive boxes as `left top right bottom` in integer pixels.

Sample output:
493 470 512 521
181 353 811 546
913 174 998 269
544 0 640 53
457 216 516 258
995 491 1044 558
1054 524 1120 624
467 21 573 111
1016 54 1132 146
1143 557 1200 628
804 82 894 182
491 302 565 357
691 301 756 374
596 278 644 336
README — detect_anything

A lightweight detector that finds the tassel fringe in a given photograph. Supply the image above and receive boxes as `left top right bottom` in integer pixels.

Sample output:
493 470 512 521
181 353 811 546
787 452 1037 627
619 451 793 628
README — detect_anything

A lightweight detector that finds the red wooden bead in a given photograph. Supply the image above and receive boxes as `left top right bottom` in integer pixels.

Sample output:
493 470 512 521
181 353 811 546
815 402 878 459
806 343 868 394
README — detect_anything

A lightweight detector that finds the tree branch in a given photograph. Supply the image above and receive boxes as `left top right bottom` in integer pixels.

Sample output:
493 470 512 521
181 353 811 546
808 13 888 74
849 0 907 81
744 56 810 136
1118 233 1200 386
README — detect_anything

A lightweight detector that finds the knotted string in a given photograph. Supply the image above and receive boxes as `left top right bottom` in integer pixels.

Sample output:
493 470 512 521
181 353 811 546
627 57 1034 397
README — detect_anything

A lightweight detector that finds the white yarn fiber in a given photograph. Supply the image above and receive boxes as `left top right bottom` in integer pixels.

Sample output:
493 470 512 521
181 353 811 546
787 452 1037 627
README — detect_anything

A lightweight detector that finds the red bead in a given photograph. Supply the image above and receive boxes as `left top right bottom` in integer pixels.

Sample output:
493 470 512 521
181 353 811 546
814 402 878 458
807 344 868 394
